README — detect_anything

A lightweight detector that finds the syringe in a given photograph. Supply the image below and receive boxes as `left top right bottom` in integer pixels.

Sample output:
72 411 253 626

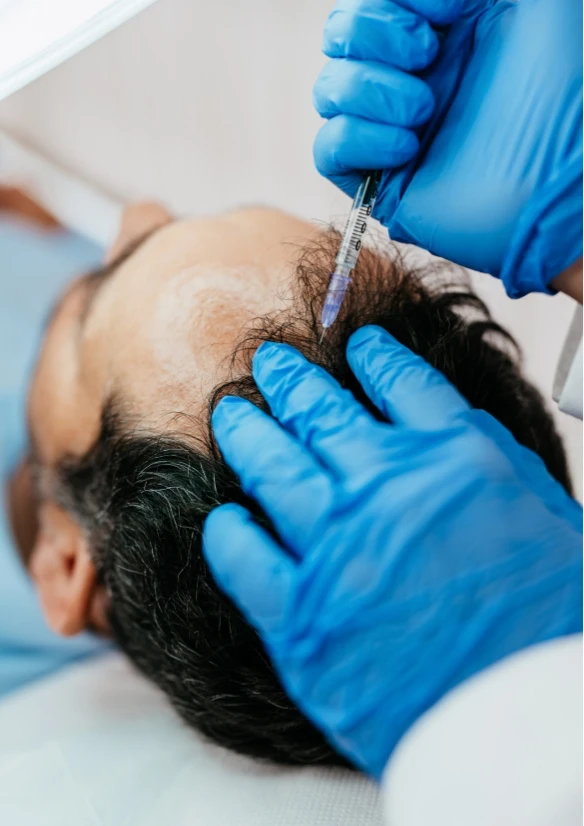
320 170 382 340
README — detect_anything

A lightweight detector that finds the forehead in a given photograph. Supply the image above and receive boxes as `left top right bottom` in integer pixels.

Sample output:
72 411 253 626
117 208 314 279
81 208 315 436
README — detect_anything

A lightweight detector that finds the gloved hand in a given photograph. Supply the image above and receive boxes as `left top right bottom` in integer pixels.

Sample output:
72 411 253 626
313 0 583 297
203 327 583 779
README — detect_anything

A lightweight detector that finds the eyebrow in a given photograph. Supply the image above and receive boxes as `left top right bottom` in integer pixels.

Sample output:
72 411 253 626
77 225 163 331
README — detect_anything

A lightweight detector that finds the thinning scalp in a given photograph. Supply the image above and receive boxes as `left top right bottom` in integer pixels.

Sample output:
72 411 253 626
56 231 571 767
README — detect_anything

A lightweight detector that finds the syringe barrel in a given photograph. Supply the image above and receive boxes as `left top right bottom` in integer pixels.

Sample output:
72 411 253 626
321 272 351 329
321 170 382 335
335 172 381 271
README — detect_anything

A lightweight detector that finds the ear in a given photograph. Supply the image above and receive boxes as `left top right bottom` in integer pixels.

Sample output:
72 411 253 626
30 502 99 637
106 201 173 264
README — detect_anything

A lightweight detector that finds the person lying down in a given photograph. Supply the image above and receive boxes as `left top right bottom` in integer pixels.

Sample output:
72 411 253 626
21 205 571 768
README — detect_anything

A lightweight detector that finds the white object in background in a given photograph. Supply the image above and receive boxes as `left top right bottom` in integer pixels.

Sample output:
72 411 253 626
554 308 583 420
0 0 160 101
0 130 122 246
0 652 383 826
382 636 583 826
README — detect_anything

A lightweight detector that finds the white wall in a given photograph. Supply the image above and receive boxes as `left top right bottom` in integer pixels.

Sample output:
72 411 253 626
0 0 339 220
0 0 580 493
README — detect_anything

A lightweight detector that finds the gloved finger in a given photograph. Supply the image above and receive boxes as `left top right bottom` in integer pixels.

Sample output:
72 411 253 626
252 342 384 477
314 59 435 128
212 396 335 552
398 0 467 25
347 325 471 428
314 115 419 180
468 410 584 529
323 0 439 70
203 503 294 637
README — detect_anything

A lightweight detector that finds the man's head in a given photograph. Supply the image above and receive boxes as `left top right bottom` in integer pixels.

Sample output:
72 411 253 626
28 205 311 633
27 205 571 766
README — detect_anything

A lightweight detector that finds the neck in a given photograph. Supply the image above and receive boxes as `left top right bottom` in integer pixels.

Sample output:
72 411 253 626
551 257 583 304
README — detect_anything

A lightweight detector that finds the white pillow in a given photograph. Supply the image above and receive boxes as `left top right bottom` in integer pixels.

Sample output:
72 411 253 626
0 652 382 826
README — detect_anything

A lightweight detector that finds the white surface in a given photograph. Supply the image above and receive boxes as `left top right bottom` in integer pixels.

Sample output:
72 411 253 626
0 0 580 495
0 0 159 101
559 333 583 419
0 652 382 826
0 746 100 825
382 637 583 826
0 0 339 217
0 130 122 245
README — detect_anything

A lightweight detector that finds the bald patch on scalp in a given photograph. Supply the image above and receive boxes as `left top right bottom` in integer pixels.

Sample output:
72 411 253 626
136 264 292 432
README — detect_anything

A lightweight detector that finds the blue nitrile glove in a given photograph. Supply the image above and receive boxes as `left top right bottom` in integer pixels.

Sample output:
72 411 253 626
313 0 583 297
203 327 583 779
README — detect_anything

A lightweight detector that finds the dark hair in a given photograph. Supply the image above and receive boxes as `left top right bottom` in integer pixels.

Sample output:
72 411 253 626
55 233 571 767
